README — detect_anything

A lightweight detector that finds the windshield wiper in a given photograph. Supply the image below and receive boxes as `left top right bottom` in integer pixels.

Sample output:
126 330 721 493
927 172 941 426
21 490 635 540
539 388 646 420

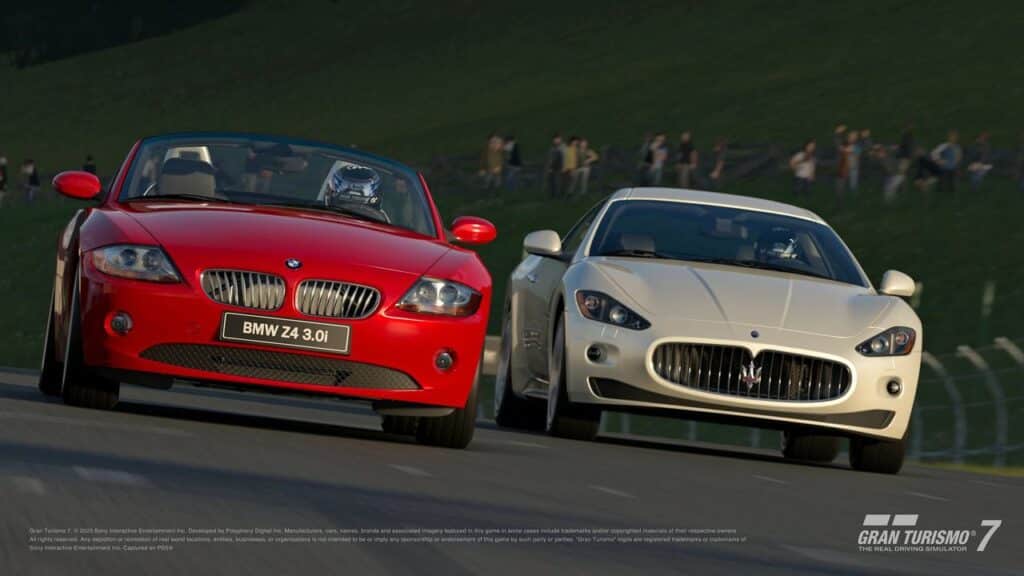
687 257 833 281
599 248 678 260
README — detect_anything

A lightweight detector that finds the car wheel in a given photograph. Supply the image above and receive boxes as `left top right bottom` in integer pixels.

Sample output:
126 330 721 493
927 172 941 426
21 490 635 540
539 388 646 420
545 314 600 441
416 365 478 449
38 290 63 397
781 431 840 462
61 272 119 410
381 415 419 436
494 314 544 430
849 436 905 474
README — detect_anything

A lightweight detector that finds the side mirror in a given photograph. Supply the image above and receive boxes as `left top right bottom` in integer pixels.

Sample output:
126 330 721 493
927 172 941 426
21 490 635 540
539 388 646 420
523 230 562 257
878 270 915 297
450 216 497 245
53 171 102 200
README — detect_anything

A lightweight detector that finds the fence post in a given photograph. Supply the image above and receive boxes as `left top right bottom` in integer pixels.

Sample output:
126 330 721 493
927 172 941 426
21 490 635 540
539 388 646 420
993 337 1024 368
956 345 1007 467
921 351 967 464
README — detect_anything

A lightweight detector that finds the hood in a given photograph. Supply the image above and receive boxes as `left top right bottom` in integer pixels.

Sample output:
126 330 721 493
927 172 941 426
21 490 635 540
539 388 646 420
590 258 889 338
121 203 450 277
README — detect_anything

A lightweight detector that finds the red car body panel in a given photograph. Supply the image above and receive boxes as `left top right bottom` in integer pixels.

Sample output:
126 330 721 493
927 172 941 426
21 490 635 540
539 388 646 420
53 136 493 409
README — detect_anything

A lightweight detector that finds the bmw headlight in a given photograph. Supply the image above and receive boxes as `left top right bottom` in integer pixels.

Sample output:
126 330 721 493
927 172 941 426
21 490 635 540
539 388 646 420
396 277 481 317
856 327 916 356
92 245 180 283
575 290 650 330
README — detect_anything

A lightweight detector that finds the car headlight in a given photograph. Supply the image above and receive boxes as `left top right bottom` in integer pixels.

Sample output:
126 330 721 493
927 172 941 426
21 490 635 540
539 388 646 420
92 245 181 283
856 327 916 356
396 277 481 317
575 290 650 330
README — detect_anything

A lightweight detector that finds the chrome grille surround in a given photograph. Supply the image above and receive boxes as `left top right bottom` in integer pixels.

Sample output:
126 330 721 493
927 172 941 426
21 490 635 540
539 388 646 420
652 342 852 402
295 279 381 319
200 269 286 311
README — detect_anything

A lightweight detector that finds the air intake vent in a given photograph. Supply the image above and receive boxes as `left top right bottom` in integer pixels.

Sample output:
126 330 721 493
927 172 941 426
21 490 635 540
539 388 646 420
201 270 285 311
296 280 381 319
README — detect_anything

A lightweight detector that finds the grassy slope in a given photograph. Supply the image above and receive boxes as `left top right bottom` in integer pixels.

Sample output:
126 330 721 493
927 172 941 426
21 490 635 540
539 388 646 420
1 0 1022 460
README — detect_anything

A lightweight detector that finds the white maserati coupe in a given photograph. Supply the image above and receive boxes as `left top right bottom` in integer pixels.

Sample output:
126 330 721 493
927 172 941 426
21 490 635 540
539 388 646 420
494 188 921 474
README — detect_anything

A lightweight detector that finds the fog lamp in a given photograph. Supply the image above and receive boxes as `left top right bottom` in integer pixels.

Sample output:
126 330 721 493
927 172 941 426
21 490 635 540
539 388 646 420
110 312 133 335
886 379 902 396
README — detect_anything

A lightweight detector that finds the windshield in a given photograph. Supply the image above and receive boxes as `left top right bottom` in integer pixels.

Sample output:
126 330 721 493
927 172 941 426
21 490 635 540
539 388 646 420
118 135 437 237
588 200 867 286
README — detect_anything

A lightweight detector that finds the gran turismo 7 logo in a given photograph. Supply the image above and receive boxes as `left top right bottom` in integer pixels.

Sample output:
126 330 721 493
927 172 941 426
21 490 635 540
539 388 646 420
858 514 1001 553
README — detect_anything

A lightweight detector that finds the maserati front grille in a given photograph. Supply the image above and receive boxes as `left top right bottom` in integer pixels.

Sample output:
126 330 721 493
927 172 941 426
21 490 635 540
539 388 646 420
652 343 851 402
201 269 285 311
295 279 381 319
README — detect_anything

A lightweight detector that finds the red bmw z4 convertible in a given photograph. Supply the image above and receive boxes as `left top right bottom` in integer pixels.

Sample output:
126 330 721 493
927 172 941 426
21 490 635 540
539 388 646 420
39 133 496 448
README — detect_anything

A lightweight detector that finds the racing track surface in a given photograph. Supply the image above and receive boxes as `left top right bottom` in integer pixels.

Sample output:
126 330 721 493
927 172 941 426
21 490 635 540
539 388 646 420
0 368 1020 575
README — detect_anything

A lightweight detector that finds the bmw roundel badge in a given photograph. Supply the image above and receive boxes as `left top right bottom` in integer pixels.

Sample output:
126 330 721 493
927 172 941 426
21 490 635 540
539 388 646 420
285 258 302 270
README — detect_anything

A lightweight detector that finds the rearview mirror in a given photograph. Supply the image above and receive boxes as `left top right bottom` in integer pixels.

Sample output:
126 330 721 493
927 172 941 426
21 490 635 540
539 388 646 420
52 171 102 200
878 270 915 297
450 216 497 245
523 230 562 257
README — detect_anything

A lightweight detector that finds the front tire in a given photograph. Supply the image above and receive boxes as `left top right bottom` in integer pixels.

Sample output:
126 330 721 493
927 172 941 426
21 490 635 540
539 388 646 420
494 314 544 430
416 365 478 449
781 431 840 462
545 314 600 441
849 436 905 474
61 271 119 410
38 290 63 397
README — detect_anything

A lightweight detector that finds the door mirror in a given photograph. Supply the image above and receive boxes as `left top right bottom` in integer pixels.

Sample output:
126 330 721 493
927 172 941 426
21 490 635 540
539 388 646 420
878 270 915 297
450 216 497 245
53 171 102 200
523 230 562 257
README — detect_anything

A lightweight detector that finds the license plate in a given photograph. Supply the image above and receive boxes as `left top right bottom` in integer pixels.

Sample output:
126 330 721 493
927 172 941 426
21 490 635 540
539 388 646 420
219 312 350 354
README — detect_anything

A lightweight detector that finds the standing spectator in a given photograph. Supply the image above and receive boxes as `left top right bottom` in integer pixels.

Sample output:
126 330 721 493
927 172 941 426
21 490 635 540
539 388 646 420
478 133 504 190
675 131 698 188
562 136 580 194
966 131 993 191
707 137 728 191
503 135 522 191
847 130 863 193
574 138 600 196
876 144 903 203
832 124 847 156
635 132 653 185
0 156 7 208
896 123 915 192
647 133 668 185
83 154 97 175
835 133 851 201
789 140 816 195
544 134 564 198
915 130 962 192
22 159 40 203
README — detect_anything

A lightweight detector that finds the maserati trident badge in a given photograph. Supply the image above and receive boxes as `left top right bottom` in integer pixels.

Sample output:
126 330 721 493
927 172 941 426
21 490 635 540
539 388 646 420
740 359 762 389
285 258 302 270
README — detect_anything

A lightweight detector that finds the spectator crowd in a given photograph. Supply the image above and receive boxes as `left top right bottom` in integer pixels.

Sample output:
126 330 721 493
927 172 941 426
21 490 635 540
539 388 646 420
475 124 1024 205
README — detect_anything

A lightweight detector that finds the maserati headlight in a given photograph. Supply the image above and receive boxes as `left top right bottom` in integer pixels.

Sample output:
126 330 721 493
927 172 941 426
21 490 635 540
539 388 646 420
92 245 180 283
575 290 650 330
396 277 481 317
856 327 916 356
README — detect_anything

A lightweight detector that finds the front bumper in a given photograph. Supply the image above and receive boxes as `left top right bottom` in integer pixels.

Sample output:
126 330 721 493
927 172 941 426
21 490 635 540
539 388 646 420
563 311 921 440
79 260 487 408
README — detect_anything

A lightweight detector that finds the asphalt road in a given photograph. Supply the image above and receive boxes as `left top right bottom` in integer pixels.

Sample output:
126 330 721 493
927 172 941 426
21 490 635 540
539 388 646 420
0 368 1020 576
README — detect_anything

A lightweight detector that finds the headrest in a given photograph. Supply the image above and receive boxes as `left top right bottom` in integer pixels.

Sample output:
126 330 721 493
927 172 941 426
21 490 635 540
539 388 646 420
162 157 216 176
618 233 655 253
